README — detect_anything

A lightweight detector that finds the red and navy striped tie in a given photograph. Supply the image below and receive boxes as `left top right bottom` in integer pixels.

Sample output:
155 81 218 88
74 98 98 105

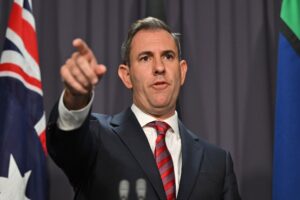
148 121 176 200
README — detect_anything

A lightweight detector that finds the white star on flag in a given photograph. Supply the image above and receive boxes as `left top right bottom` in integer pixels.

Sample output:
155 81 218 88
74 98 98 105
0 154 31 200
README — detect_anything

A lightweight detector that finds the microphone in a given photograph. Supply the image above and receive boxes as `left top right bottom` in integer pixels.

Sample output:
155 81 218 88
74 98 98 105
119 179 130 200
136 178 147 200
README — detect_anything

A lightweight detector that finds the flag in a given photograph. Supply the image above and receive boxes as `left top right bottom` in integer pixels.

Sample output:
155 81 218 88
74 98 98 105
272 0 300 199
0 0 48 199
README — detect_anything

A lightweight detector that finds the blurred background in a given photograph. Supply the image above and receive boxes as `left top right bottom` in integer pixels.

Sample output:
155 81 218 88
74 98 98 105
0 0 281 199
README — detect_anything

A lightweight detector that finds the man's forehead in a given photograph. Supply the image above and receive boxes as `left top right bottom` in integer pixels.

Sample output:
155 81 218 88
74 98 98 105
131 29 177 52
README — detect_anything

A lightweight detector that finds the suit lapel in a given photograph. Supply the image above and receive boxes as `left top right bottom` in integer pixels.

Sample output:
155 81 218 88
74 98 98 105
110 108 166 200
177 121 204 200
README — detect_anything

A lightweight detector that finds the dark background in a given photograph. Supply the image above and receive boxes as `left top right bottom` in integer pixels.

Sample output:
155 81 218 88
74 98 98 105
0 0 281 199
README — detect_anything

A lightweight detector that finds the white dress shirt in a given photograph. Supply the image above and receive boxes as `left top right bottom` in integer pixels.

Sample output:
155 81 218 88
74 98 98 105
57 91 182 195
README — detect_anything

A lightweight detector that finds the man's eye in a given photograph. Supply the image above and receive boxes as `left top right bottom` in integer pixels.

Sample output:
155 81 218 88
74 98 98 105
140 56 149 62
164 53 174 60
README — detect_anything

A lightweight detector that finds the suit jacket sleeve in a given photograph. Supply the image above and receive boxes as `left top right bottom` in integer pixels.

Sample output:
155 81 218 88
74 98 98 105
46 102 99 189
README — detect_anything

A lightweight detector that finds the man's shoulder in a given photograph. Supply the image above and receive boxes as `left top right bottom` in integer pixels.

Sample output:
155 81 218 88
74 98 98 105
198 136 226 154
180 121 227 155
179 122 231 174
91 112 112 122
90 107 134 126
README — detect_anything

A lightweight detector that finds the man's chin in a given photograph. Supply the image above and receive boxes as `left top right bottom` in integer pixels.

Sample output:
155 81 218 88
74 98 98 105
149 105 175 119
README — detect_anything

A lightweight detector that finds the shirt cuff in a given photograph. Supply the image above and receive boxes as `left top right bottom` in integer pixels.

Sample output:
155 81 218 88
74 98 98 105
57 90 94 131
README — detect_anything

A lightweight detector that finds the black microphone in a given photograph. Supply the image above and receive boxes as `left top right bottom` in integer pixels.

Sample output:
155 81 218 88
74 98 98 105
136 178 146 200
119 179 130 200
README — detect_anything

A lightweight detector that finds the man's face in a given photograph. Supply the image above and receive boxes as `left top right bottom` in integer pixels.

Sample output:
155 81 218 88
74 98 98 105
118 29 187 119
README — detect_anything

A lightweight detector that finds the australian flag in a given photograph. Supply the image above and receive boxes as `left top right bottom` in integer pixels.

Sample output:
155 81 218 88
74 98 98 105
0 0 48 199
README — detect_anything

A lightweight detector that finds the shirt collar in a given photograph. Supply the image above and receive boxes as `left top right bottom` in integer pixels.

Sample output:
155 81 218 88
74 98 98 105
131 104 179 135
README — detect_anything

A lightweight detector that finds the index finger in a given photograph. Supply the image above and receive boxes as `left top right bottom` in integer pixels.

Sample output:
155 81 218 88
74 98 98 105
73 38 94 60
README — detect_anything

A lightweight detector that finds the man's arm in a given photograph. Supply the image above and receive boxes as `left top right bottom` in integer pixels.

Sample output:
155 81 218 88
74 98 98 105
46 39 106 187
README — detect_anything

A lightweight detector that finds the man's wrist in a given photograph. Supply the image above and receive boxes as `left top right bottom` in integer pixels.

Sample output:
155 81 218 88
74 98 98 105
63 89 92 110
57 89 94 131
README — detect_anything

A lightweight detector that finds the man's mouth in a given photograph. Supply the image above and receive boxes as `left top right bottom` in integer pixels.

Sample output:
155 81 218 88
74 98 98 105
152 81 169 90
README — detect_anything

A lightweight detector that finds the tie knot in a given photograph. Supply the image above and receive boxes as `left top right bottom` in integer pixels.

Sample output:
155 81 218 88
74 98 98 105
147 121 170 136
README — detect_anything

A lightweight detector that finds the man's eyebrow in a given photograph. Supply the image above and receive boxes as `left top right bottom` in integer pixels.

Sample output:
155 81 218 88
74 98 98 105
162 50 176 55
137 51 153 57
137 50 176 57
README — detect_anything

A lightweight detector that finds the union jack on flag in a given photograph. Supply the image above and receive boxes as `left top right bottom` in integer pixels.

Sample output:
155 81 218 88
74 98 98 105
0 0 48 199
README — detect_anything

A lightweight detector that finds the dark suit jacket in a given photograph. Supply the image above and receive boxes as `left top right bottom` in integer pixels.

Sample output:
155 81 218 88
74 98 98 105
46 106 241 200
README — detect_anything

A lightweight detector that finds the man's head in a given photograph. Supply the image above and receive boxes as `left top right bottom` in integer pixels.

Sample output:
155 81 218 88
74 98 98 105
118 17 188 119
121 17 181 65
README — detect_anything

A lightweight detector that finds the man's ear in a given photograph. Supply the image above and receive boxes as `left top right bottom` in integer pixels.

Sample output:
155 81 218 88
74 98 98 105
118 64 133 89
180 60 188 85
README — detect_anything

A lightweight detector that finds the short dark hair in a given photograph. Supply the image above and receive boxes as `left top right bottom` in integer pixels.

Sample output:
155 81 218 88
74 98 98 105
121 17 181 65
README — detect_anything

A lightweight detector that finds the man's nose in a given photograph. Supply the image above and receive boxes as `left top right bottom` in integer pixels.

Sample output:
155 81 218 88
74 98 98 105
153 57 165 74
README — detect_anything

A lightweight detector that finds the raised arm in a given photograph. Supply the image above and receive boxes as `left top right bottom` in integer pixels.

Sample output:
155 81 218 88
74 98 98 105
46 39 107 187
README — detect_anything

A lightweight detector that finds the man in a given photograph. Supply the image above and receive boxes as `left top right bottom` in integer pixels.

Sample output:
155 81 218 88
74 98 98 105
46 17 241 200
